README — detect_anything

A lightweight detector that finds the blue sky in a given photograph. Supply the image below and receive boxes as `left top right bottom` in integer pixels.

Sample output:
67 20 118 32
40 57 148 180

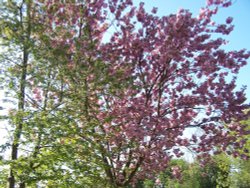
135 0 250 103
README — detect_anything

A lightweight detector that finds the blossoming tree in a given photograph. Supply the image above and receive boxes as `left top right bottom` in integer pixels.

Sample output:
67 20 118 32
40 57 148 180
1 0 249 187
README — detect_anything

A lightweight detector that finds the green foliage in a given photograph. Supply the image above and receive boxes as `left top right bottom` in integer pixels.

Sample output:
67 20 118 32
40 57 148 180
0 168 8 187
137 155 234 188
231 161 250 188
230 118 250 188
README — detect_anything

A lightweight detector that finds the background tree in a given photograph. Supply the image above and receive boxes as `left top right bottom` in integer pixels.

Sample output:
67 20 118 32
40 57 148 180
198 154 231 188
154 159 200 188
230 116 250 188
136 154 233 188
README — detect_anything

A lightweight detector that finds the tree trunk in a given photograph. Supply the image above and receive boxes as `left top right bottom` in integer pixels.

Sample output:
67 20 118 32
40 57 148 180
8 42 29 188
8 1 31 187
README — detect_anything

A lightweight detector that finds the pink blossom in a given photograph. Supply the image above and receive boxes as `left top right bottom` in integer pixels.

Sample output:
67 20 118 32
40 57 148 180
226 16 233 24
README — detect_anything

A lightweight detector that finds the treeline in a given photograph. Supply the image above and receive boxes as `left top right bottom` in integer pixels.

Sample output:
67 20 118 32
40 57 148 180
136 154 250 188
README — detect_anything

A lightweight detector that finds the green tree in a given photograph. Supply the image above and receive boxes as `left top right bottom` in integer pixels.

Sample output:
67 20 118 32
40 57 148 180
230 117 250 188
139 159 201 188
199 154 231 188
139 155 232 188
0 1 34 187
0 1 78 187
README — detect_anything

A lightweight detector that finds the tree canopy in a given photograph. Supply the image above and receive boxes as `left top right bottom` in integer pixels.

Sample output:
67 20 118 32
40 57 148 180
0 0 249 187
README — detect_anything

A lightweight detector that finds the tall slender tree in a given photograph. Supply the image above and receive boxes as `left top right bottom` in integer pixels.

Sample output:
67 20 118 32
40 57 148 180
0 1 33 187
0 1 67 187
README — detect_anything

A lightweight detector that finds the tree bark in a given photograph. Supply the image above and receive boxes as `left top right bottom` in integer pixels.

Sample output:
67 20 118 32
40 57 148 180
8 1 31 188
8 42 29 188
